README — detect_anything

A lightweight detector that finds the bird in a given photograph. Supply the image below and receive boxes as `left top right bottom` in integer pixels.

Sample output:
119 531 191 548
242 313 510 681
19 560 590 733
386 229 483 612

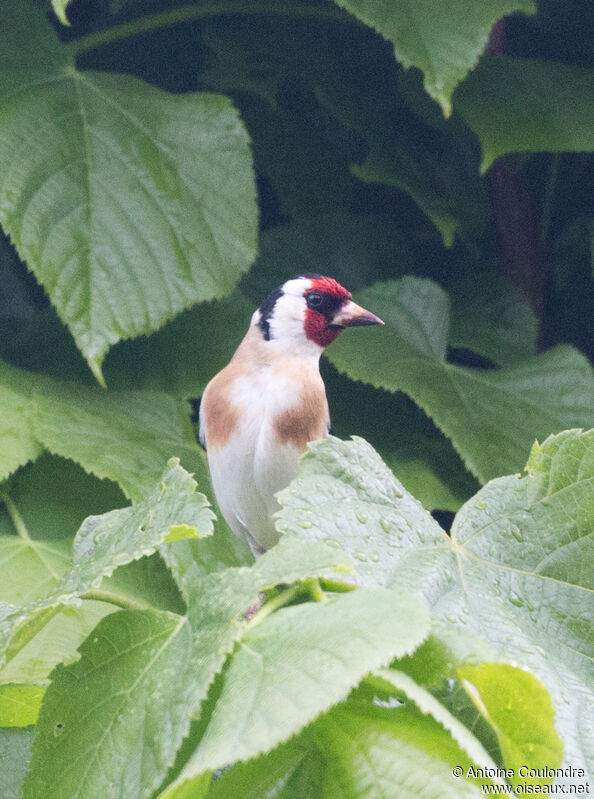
199 274 383 556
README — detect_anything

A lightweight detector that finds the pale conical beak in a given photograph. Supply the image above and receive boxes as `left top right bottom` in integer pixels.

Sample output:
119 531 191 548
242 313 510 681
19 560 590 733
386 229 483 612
331 300 384 328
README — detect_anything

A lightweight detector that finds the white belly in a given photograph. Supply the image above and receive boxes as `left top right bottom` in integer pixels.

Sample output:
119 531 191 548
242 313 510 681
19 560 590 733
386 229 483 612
207 420 301 554
201 365 328 556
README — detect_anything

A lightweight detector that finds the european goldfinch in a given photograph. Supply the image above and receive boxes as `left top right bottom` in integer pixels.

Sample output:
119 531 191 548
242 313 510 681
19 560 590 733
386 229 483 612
200 274 383 556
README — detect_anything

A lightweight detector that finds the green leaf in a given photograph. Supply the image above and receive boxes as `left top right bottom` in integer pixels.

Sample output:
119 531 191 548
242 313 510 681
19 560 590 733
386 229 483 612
155 541 355 799
33 379 208 503
455 58 594 171
311 699 485 798
0 683 45 726
159 773 211 799
276 436 445 587
331 0 535 114
326 278 594 482
351 140 485 248
170 587 430 786
0 0 257 380
278 432 594 778
371 669 501 776
0 536 70 605
157 539 355 795
23 609 196 799
0 727 34 799
0 360 42 480
449 271 538 366
51 0 70 25
0 459 213 667
0 601 115 686
459 663 563 787
0 357 208 502
203 667 506 799
201 739 312 799
433 677 501 765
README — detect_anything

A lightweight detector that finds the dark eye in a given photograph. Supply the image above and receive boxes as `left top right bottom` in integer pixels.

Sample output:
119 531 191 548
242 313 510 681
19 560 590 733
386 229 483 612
306 292 323 309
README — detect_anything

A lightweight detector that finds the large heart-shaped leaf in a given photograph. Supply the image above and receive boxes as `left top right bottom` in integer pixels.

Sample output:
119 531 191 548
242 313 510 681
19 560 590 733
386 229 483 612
277 432 594 782
326 278 594 482
0 0 257 381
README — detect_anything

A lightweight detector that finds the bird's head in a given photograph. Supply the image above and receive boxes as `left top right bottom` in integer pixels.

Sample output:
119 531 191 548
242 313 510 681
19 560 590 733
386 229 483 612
253 274 383 355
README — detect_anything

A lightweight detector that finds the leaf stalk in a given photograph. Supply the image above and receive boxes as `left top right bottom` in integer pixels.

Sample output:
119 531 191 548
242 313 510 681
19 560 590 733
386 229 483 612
71 1 358 56
244 583 303 631
0 491 33 544
81 590 151 610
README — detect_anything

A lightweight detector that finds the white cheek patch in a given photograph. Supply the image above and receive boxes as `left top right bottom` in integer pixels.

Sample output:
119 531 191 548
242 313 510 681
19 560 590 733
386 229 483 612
268 294 323 357
268 293 306 343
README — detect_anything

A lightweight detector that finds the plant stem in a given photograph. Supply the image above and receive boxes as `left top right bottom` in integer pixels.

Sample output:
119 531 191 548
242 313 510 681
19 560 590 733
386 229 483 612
244 576 356 631
302 577 327 602
244 582 303 631
71 1 357 56
319 577 358 593
0 491 33 544
81 590 149 610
